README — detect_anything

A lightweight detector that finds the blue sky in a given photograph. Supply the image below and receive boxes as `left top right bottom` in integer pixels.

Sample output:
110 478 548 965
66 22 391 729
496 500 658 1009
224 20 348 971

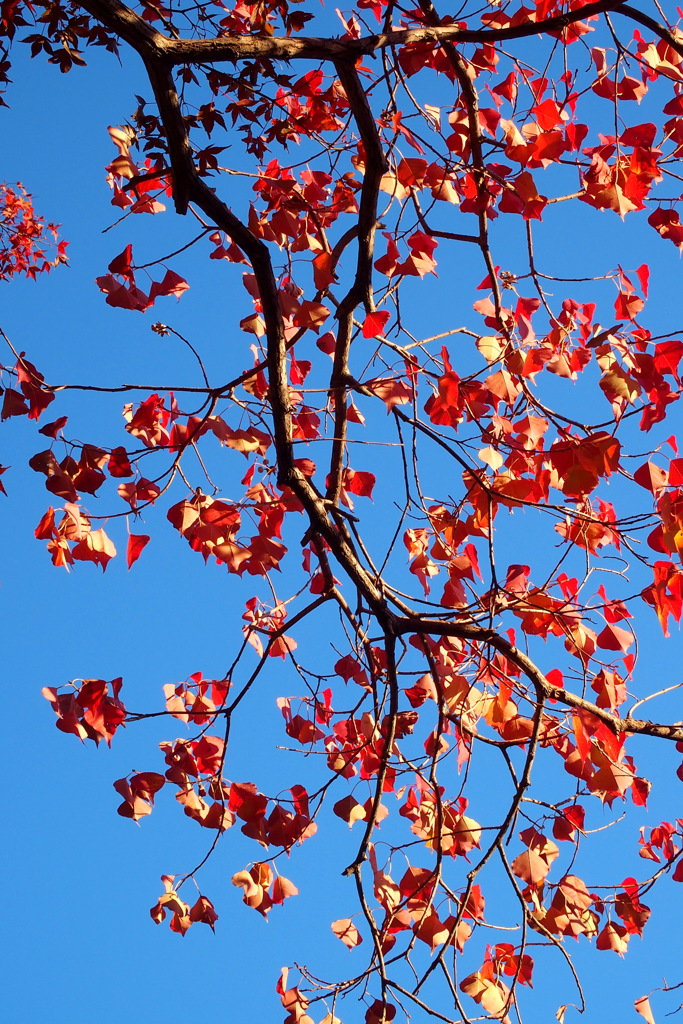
4 12 683 1024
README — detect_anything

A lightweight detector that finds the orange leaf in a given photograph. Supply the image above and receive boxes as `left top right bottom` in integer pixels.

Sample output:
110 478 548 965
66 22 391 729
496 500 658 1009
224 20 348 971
331 918 363 949
333 795 367 827
635 996 656 1024
460 971 511 1021
271 875 299 904
71 527 116 571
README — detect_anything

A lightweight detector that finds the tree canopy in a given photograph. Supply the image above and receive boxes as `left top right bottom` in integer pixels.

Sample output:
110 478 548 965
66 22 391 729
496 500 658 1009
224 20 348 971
4 1 683 1021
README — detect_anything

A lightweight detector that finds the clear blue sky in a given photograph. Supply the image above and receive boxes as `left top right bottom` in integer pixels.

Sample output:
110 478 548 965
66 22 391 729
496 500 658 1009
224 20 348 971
3 15 683 1024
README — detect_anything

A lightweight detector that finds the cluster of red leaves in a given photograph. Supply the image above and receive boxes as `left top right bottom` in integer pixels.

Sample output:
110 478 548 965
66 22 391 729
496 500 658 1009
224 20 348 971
0 354 148 565
10 2 683 1022
282 627 646 814
96 243 188 312
122 723 317 858
122 393 272 460
242 596 298 657
324 702 404 784
240 268 330 341
114 771 166 821
340 847 487 957
232 861 298 917
105 125 170 214
167 489 292 578
163 671 230 724
374 230 438 279
0 183 67 280
30 443 109 502
1 352 54 421
34 501 116 570
2 0 121 75
460 939 534 1022
477 827 654 961
639 819 683 880
249 155 358 256
131 761 313 935
279 687 332 746
42 677 126 745
276 967 315 1024
159 734 234 832
401 781 481 858
150 874 218 935
644 560 683 635
227 780 316 851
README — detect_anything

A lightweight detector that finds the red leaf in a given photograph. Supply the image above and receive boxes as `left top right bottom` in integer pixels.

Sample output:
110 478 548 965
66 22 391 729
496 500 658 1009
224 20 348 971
345 469 375 498
189 895 219 930
649 207 683 249
365 1001 396 1024
596 921 629 955
362 310 391 338
108 447 134 477
148 269 190 302
108 243 134 282
672 858 683 882
271 875 299 904
312 251 336 290
126 534 150 569
634 460 668 496
1 388 29 420
39 415 68 438
333 795 367 827
596 621 633 653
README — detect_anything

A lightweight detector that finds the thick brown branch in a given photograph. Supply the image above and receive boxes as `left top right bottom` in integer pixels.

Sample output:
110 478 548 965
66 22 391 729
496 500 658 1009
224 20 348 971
334 61 387 311
164 0 630 64
78 0 166 57
324 62 386 504
81 0 632 68
80 1 295 474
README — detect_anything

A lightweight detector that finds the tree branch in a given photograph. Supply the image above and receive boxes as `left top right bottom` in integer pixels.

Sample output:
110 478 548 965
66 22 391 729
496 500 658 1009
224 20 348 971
82 0 631 66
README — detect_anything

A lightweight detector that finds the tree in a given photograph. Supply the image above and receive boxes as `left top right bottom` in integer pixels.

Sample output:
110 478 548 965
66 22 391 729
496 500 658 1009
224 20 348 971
4 0 683 1019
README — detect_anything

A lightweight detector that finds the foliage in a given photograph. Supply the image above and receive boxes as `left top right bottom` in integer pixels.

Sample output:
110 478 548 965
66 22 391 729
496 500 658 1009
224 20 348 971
4 0 683 1021
0 182 67 281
